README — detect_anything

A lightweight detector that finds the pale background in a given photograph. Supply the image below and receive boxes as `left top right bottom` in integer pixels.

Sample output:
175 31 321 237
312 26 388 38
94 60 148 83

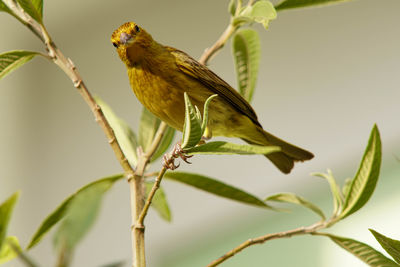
1 0 399 266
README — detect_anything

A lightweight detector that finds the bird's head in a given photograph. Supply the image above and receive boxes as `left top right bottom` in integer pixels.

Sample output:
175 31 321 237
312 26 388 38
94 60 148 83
111 22 154 66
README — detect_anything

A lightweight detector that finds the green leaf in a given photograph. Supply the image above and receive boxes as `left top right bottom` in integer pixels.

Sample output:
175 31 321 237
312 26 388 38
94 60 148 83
151 126 176 163
16 0 43 23
164 171 274 209
185 141 280 155
318 233 399 267
0 50 38 80
312 169 342 216
275 0 352 11
0 236 20 264
232 29 260 103
0 1 12 13
53 178 116 252
235 0 277 29
99 261 126 267
139 107 161 152
340 125 382 219
95 97 138 166
27 174 124 250
0 192 20 249
342 177 352 197
370 229 400 264
228 0 236 16
200 94 218 136
265 193 325 220
145 182 172 222
181 93 203 149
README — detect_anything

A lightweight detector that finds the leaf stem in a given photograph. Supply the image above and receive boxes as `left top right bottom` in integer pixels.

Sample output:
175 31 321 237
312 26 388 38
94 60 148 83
206 221 328 267
7 239 40 267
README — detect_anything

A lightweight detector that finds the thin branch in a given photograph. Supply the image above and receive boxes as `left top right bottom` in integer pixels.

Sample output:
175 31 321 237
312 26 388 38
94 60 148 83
7 239 40 267
206 221 327 267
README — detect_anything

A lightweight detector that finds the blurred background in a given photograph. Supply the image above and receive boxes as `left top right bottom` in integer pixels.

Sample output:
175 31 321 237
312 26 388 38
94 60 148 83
1 0 399 266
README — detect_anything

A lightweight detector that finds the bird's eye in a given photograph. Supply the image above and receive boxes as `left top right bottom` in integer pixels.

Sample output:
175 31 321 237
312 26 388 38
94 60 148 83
134 25 140 33
112 42 118 48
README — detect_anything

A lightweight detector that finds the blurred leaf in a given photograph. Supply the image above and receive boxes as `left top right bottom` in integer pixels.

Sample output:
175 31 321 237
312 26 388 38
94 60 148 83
164 171 274 209
275 0 353 11
266 193 325 220
139 107 161 152
53 177 116 252
181 93 203 149
151 126 176 163
370 229 400 264
27 174 124 249
16 0 43 23
228 0 236 15
319 233 399 267
340 125 382 219
232 29 260 102
312 169 342 216
185 141 280 155
99 260 126 267
96 97 138 166
234 0 277 29
0 236 20 264
0 50 38 80
144 182 172 222
342 177 352 197
0 192 20 249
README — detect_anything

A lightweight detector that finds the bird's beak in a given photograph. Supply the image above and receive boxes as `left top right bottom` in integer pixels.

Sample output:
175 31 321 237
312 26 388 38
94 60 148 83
120 32 134 45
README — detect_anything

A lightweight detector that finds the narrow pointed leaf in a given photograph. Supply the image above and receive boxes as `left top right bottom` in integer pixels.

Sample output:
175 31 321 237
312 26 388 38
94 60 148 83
53 178 117 251
151 126 176 163
164 171 273 209
145 182 172 222
27 174 124 249
0 236 20 264
201 94 218 135
139 107 161 152
0 50 38 80
341 125 382 219
232 29 260 103
228 0 236 16
0 192 20 249
318 233 398 267
266 193 325 219
275 0 353 11
312 170 342 216
16 0 43 23
181 93 202 149
370 229 400 264
96 97 138 166
185 141 280 155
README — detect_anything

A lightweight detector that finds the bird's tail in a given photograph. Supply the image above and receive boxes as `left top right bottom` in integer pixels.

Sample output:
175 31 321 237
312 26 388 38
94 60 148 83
242 127 314 174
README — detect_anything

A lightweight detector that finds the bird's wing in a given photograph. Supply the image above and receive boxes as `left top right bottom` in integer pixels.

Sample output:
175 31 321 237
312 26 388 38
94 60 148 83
167 47 261 127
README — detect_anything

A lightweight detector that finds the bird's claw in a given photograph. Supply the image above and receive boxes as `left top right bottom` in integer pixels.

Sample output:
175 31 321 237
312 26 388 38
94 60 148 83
162 143 192 170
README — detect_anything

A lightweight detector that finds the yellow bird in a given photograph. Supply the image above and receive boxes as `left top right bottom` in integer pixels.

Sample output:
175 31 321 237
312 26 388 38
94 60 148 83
111 22 313 173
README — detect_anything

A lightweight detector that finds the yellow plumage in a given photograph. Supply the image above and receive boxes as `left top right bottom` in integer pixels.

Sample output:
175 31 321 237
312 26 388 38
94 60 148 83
111 22 314 173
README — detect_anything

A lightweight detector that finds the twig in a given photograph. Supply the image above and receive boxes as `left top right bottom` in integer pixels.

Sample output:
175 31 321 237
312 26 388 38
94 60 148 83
7 239 40 267
206 221 327 267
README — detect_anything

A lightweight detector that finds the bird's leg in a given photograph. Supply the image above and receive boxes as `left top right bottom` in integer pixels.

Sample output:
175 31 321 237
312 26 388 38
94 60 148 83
162 142 193 170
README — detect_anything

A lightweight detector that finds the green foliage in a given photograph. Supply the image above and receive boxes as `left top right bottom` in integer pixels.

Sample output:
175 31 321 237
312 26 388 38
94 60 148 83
139 107 161 152
16 0 43 24
233 0 277 29
0 50 38 80
164 171 274 209
96 97 139 166
151 125 176 162
340 125 381 219
370 229 400 264
232 29 260 103
0 192 20 249
0 1 12 13
275 0 352 11
228 0 236 16
145 182 172 222
185 141 280 155
266 193 325 220
318 233 399 267
27 174 124 249
181 93 217 149
0 236 21 264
